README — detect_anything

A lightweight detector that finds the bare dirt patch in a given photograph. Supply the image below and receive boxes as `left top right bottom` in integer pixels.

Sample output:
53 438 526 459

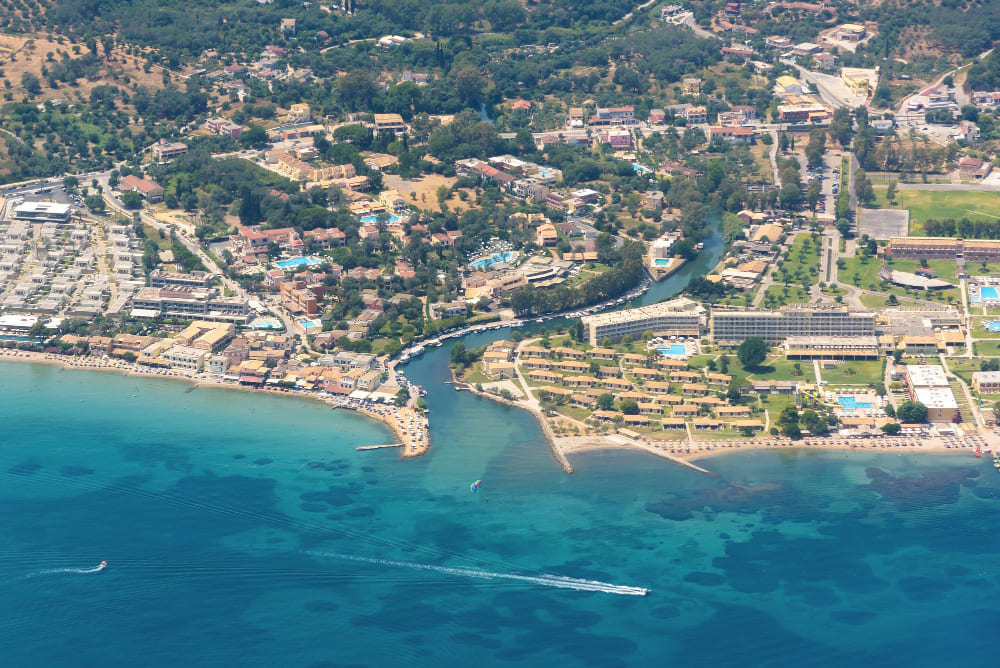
383 173 478 213
0 33 166 104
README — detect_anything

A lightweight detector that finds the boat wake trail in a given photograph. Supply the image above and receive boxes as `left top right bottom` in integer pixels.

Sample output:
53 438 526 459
309 552 649 596
28 561 107 578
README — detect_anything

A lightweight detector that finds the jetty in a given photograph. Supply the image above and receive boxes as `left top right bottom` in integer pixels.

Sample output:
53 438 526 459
356 443 403 451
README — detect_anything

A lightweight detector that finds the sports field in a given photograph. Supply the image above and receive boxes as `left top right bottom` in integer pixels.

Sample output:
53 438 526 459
873 187 1000 235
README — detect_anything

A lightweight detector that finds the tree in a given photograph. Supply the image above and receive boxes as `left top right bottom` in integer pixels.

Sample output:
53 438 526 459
881 422 901 435
620 399 639 415
395 387 411 406
886 180 898 204
896 401 928 423
801 409 827 435
778 406 801 438
21 72 41 97
805 128 826 169
737 337 767 368
121 190 143 209
84 195 105 212
238 125 268 148
596 393 614 411
854 169 875 206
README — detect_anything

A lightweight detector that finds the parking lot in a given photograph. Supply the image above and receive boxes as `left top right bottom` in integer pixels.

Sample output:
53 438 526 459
4 180 87 215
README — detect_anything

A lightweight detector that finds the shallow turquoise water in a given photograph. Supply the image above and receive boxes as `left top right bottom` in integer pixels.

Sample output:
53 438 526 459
1 358 999 666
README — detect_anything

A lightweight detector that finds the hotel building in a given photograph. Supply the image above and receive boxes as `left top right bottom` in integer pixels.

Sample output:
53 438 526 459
131 287 250 322
972 371 1000 395
710 306 876 345
904 364 958 422
886 237 1000 262
581 298 707 345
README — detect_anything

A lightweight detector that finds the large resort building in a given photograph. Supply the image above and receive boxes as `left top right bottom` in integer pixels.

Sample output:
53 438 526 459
131 286 251 323
710 306 876 345
581 298 707 345
784 335 881 359
886 237 1000 262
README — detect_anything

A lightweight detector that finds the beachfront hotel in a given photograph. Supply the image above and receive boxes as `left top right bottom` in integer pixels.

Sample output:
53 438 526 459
581 297 707 345
904 364 959 422
710 306 876 345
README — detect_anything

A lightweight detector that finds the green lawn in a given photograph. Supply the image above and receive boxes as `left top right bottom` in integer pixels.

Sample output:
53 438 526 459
974 339 1000 356
774 234 822 287
691 429 745 441
747 357 815 383
838 254 960 305
460 365 493 385
871 186 1000 235
860 293 911 308
819 360 884 386
760 393 797 426
641 429 691 441
762 284 811 307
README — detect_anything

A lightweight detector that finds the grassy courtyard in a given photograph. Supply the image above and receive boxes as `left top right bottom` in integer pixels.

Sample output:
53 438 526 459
818 359 884 386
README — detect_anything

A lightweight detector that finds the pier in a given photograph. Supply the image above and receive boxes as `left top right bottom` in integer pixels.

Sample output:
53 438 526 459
356 443 403 451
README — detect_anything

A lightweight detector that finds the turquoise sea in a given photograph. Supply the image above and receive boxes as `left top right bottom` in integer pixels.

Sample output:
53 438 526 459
2 349 1000 667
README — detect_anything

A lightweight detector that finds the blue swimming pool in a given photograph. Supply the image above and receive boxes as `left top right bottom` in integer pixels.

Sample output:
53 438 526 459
299 319 322 330
988 321 1000 333
275 256 325 269
359 213 402 224
656 344 688 356
470 251 516 269
246 319 283 330
981 286 999 300
838 396 873 410
653 257 673 267
632 164 651 174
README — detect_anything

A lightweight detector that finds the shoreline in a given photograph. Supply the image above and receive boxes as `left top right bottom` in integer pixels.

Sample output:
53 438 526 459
0 349 429 457
450 371 575 473
457 370 994 474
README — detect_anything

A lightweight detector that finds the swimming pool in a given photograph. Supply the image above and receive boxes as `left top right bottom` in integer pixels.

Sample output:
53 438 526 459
470 251 516 269
656 344 688 356
246 318 283 330
652 257 673 267
359 213 402 225
981 286 999 300
299 319 322 330
988 321 1000 333
275 256 325 269
838 396 873 410
632 164 651 174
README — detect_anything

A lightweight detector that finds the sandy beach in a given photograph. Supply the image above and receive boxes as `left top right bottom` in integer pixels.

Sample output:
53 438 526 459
553 431 996 474
0 349 430 457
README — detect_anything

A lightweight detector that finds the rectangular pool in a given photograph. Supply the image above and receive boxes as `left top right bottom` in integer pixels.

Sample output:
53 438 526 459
981 286 999 300
656 344 688 356
838 396 873 410
359 213 402 224
299 319 322 330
